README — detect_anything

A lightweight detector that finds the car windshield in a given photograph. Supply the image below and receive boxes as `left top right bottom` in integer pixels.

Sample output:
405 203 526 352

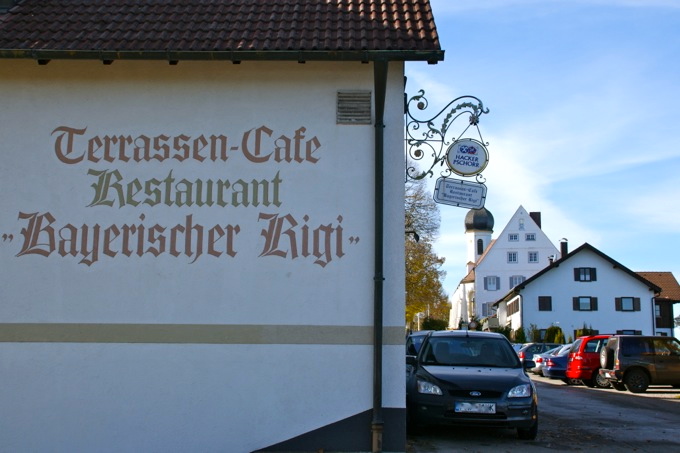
421 337 521 368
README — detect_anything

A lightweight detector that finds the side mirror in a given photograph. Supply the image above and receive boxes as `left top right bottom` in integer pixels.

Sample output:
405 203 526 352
406 355 417 367
523 359 535 369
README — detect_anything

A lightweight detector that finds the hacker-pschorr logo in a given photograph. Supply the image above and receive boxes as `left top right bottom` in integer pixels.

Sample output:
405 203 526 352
445 138 489 177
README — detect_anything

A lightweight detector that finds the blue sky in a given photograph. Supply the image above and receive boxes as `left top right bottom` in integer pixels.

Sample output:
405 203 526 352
405 0 680 327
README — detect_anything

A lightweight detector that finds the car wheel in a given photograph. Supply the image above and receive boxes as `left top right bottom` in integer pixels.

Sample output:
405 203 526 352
517 417 538 440
594 370 611 389
624 369 650 393
612 382 627 391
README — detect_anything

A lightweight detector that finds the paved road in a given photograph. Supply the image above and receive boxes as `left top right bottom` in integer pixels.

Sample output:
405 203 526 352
407 374 680 452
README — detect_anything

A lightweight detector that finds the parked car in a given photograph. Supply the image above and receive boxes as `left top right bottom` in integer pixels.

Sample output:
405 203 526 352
512 343 526 355
406 330 538 439
530 346 561 375
406 330 433 356
598 335 680 393
566 335 611 388
517 342 562 364
542 346 581 385
531 344 572 376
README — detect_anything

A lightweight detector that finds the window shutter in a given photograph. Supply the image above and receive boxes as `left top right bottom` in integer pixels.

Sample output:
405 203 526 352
483 277 488 290
573 297 579 311
574 269 579 281
615 298 622 311
495 276 501 289
633 297 641 311
592 297 598 311
509 277 513 288
591 268 597 281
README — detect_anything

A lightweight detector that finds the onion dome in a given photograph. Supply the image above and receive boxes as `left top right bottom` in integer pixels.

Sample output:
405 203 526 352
464 207 494 232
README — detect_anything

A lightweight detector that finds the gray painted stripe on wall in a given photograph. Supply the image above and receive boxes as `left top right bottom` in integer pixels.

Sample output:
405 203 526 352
0 324 406 345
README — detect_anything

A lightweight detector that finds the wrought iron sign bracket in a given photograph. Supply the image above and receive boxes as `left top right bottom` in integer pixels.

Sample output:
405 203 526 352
405 90 490 182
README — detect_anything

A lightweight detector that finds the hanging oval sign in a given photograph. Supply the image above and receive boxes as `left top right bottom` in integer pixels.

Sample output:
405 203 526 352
445 138 489 177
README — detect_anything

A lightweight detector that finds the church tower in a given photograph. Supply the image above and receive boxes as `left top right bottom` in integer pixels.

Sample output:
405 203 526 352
464 207 494 270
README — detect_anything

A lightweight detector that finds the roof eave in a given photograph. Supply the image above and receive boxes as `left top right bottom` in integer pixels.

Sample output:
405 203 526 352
0 49 445 64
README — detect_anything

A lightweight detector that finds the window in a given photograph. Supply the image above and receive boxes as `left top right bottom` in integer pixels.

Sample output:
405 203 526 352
528 251 539 263
538 296 552 311
508 300 519 316
615 297 640 312
507 251 518 263
574 267 597 282
476 239 484 255
573 296 598 311
508 233 519 242
482 302 496 317
525 233 536 241
484 276 500 291
655 304 661 318
616 329 642 335
519 219 525 230
509 275 525 288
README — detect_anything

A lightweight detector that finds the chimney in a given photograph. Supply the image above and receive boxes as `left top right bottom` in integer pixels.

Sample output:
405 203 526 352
529 212 542 229
560 239 568 258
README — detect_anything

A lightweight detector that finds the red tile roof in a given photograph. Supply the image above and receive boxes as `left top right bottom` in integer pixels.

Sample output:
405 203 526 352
637 272 680 302
0 0 443 62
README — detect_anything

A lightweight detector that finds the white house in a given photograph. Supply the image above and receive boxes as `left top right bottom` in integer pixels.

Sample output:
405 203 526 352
0 1 444 451
494 243 661 340
449 205 560 328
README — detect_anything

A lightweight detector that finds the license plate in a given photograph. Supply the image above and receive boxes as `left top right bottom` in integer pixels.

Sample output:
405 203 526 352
455 402 496 414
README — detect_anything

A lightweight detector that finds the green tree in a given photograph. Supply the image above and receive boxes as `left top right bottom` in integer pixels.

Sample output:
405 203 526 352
575 323 596 337
514 327 527 343
528 323 541 342
544 325 565 343
405 175 449 328
496 325 512 341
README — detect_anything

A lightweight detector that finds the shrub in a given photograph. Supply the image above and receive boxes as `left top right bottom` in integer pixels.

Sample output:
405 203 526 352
513 327 527 343
422 317 448 331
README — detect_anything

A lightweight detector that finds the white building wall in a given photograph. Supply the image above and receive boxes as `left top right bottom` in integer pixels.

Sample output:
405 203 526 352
518 250 655 339
472 206 558 320
0 60 406 452
497 248 657 341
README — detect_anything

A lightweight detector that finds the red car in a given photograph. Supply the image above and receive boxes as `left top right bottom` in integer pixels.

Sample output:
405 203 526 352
566 335 611 388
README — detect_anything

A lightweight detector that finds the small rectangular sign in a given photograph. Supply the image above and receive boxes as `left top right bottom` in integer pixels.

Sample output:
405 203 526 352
433 177 487 209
